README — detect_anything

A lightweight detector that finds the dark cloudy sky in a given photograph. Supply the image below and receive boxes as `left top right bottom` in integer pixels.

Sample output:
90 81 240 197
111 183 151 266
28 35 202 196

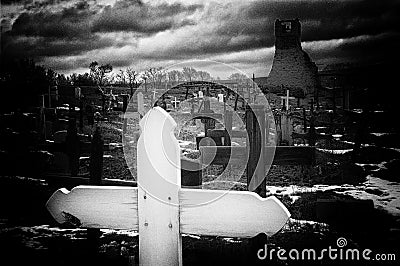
1 0 399 78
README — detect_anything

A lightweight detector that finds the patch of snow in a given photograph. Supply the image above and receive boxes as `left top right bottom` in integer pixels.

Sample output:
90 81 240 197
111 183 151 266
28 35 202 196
109 142 123 149
294 143 310 146
282 219 330 232
223 237 242 243
56 106 80 111
370 132 393 137
100 229 138 237
265 184 356 196
351 109 363 114
182 234 201 239
178 140 195 148
336 175 400 217
289 195 301 203
80 155 113 160
316 148 353 154
355 162 387 171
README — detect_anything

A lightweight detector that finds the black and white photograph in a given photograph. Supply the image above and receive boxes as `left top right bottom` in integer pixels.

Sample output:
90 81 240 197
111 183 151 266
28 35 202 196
1 0 399 265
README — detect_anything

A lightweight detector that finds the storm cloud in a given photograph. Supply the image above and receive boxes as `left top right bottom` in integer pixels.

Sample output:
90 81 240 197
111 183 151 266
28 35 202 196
1 0 399 76
92 0 202 33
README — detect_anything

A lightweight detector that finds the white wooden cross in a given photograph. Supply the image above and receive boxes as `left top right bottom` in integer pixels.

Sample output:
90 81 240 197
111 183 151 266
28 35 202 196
280 89 296 111
46 107 290 266
171 97 180 109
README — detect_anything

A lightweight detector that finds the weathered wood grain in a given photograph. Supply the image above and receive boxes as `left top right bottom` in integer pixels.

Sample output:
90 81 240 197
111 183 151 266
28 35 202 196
137 107 182 266
46 185 138 229
180 189 290 237
46 186 290 238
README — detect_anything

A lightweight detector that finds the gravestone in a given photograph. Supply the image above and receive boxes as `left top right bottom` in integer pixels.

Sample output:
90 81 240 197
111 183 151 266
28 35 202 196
218 94 224 103
137 92 145 116
280 114 293 146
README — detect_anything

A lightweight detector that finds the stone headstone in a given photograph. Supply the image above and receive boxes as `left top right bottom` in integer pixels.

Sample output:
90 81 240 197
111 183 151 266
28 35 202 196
137 92 145 116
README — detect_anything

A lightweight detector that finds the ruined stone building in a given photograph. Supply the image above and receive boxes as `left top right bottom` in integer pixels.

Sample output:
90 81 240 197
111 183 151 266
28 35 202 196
266 19 320 107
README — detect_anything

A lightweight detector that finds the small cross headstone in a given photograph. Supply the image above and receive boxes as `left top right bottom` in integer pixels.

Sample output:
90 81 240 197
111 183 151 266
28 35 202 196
280 89 295 111
46 107 290 266
171 97 180 109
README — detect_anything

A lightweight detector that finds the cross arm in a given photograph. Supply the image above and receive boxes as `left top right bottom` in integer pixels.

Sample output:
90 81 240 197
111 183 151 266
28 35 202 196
179 189 290 238
46 185 138 230
46 186 290 238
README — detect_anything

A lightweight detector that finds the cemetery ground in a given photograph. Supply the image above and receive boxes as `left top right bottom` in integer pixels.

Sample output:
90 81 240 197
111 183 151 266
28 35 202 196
1 108 400 265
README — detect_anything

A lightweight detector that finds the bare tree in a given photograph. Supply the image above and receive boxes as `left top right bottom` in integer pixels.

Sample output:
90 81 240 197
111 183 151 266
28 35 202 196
108 72 117 85
126 68 139 97
228 72 248 81
155 68 167 90
167 70 181 86
182 67 198 82
144 67 157 91
197 70 211 81
228 72 251 95
140 72 150 93
177 71 184 84
116 70 126 85
89 61 113 86
144 67 164 91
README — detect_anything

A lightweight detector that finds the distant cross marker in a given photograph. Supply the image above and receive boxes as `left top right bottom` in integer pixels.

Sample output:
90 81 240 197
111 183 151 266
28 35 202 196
46 107 290 266
280 89 295 111
171 97 180 109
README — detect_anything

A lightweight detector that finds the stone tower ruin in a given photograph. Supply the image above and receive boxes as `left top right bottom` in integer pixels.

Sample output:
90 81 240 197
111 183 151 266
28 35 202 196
267 19 319 104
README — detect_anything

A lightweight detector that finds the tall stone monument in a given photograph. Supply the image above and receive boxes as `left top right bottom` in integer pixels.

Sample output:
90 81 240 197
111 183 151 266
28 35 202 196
267 19 320 105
